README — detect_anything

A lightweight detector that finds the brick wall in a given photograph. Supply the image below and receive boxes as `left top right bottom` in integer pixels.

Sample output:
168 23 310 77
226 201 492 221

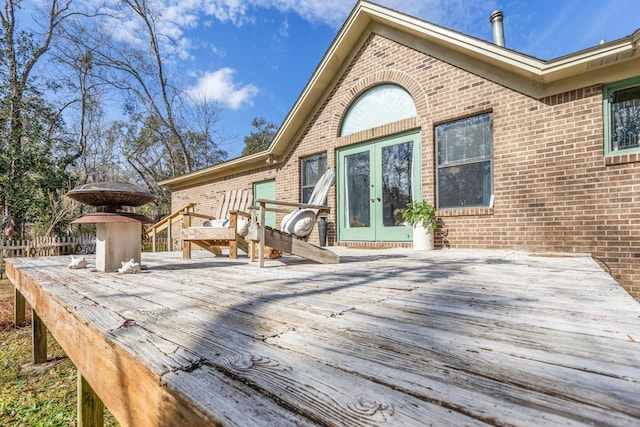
170 33 640 298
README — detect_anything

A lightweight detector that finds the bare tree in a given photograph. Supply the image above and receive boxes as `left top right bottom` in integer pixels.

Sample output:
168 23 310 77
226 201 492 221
52 19 129 184
178 95 228 166
121 0 191 169
1 0 228 230
0 0 81 236
79 0 208 175
53 0 228 217
42 188 81 237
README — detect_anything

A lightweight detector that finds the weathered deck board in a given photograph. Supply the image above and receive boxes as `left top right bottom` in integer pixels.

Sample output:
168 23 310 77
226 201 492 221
7 248 640 426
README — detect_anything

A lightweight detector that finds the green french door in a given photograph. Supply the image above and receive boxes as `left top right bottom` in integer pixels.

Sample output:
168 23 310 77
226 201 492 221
337 132 421 241
253 179 276 228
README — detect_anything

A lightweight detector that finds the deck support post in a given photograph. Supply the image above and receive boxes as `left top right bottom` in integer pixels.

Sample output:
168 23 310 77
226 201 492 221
32 310 47 364
78 373 104 427
14 288 25 327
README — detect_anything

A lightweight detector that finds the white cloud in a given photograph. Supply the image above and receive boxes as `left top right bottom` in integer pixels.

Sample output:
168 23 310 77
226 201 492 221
210 44 227 58
237 0 496 32
186 68 259 110
278 18 290 38
201 0 252 26
100 0 497 72
379 0 497 37
250 0 351 27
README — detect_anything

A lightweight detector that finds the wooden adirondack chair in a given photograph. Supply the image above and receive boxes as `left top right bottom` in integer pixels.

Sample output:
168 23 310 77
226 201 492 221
181 189 252 259
249 169 339 267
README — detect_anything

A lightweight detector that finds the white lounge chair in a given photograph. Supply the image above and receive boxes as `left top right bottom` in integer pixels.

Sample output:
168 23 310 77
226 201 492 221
250 169 339 267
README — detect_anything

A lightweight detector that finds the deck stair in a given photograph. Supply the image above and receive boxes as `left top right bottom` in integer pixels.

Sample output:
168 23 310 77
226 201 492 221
146 203 212 251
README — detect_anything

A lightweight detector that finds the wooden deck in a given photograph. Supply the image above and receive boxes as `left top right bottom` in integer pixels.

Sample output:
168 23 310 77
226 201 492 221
7 248 640 426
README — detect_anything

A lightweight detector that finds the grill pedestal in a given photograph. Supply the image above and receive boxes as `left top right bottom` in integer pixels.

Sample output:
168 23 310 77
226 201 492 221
67 182 156 273
96 222 142 272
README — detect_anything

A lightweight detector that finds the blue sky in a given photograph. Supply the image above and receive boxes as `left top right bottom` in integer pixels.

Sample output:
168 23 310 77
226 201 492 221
178 0 640 159
32 0 640 159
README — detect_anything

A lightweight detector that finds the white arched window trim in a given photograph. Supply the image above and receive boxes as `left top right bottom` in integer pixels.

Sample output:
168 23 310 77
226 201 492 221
340 84 417 136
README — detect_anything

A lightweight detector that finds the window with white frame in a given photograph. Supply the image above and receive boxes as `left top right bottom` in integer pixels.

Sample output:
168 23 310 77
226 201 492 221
301 153 327 203
340 84 417 136
436 113 493 209
604 78 640 155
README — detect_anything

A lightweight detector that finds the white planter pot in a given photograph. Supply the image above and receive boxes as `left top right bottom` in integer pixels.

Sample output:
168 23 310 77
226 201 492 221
413 223 434 250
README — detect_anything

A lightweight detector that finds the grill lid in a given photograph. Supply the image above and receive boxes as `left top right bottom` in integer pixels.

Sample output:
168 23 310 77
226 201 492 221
67 182 156 207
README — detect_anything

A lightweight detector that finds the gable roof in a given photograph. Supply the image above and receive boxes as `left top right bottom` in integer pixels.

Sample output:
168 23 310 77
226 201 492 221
161 0 640 189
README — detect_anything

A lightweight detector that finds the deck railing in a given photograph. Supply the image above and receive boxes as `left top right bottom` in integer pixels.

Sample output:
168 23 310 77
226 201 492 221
146 203 197 252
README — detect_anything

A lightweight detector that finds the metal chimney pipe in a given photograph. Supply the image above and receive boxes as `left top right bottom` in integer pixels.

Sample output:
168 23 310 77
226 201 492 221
490 10 505 47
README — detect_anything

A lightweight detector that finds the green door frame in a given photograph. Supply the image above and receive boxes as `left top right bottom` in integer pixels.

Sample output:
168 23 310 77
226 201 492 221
337 131 421 242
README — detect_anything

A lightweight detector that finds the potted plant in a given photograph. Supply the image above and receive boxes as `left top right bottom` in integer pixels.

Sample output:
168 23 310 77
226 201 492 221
402 200 437 250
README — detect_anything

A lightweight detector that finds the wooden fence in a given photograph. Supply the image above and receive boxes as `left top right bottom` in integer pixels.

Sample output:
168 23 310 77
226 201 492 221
142 237 169 252
0 234 96 275
0 234 168 276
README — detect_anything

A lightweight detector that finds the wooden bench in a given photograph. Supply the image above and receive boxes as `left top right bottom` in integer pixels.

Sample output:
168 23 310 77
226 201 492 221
181 189 252 259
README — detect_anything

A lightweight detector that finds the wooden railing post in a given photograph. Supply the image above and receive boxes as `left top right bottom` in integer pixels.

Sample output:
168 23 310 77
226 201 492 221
259 201 266 268
182 209 191 258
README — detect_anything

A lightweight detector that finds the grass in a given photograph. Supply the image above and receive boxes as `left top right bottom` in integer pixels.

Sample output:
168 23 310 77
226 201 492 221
0 279 118 426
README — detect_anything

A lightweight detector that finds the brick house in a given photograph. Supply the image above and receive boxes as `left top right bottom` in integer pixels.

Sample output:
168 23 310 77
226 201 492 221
160 1 640 297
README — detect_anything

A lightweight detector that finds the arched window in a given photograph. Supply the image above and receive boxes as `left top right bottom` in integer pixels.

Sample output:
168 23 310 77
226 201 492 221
340 84 417 136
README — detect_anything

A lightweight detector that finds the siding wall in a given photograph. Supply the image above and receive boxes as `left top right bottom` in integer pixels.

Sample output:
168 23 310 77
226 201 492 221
170 33 640 298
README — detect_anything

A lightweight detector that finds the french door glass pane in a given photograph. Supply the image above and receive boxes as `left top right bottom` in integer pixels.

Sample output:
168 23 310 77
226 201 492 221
381 142 413 227
345 151 370 228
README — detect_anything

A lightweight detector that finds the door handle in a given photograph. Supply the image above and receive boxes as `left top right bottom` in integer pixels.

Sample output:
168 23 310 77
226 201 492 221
370 198 375 202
